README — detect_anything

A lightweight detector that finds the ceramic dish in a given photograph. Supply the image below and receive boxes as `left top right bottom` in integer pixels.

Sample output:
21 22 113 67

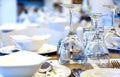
80 68 120 77
33 60 71 77
0 44 57 55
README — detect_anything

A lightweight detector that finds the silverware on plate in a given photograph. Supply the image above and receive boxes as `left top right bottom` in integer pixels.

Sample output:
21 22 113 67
72 68 83 77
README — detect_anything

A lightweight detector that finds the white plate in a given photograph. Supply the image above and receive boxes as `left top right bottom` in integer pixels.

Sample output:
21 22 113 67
80 68 120 77
36 44 57 54
108 47 120 51
33 60 71 77
0 61 70 77
0 44 57 55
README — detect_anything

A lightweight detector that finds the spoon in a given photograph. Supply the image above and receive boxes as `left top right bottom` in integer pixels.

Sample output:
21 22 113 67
39 61 56 76
72 68 83 77
39 62 52 73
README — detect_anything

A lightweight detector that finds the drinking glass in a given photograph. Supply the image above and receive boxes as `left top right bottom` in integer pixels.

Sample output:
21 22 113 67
85 13 110 68
104 5 120 48
58 3 86 64
104 5 120 36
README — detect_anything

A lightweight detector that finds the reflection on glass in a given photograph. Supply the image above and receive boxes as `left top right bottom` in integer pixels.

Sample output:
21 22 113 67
85 13 110 68
104 5 120 48
58 4 86 64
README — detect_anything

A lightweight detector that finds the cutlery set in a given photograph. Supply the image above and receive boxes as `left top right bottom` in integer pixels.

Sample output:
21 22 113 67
111 60 120 68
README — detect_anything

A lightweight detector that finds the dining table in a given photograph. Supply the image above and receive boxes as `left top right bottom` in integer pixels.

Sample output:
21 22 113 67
42 51 120 77
1 27 120 77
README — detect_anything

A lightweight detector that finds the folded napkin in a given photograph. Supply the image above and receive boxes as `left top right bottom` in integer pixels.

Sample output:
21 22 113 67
112 36 120 48
105 33 120 48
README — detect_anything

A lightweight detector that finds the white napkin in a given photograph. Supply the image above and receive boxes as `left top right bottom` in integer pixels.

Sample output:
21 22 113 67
105 33 120 48
112 36 120 48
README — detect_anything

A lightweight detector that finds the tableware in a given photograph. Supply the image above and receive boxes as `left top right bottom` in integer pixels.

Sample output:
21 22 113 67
0 45 20 56
72 68 83 77
108 47 120 54
58 3 86 64
80 68 120 77
35 60 71 77
10 34 51 51
0 44 57 55
39 62 52 73
0 51 50 77
105 33 120 53
104 5 120 51
85 13 110 68
112 37 120 47
111 60 120 68
36 44 57 54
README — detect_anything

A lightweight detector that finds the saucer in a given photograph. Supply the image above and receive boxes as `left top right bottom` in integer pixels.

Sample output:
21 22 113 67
108 47 120 54
0 44 57 55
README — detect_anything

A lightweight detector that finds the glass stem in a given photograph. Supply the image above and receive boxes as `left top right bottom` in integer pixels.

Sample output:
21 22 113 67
111 11 115 29
69 8 73 32
95 20 100 44
95 20 99 35
95 21 97 30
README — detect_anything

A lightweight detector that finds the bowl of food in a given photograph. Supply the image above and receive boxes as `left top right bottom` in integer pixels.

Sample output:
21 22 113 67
10 34 51 51
0 51 50 77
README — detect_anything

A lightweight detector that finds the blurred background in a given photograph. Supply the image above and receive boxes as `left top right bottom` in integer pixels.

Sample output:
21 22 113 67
0 0 119 32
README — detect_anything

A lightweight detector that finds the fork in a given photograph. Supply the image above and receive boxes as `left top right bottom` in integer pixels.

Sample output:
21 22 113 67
111 60 120 68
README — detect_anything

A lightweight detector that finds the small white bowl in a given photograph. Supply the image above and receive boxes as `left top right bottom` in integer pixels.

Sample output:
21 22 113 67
0 51 50 77
11 34 51 51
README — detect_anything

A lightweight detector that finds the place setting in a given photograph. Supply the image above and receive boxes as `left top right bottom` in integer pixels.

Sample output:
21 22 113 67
0 34 57 56
34 60 71 77
0 0 120 77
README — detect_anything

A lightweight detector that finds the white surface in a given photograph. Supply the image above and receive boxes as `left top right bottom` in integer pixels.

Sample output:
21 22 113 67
10 34 51 51
34 60 71 77
0 24 27 31
0 44 57 54
108 47 120 51
110 58 120 62
0 0 17 24
113 37 120 48
46 17 68 32
36 44 57 54
2 28 63 46
105 31 120 49
0 51 49 77
81 68 120 77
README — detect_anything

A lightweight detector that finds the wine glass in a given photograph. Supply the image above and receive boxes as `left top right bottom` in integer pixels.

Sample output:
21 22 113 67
58 3 86 64
85 13 110 68
83 13 104 48
104 5 120 48
104 5 120 36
